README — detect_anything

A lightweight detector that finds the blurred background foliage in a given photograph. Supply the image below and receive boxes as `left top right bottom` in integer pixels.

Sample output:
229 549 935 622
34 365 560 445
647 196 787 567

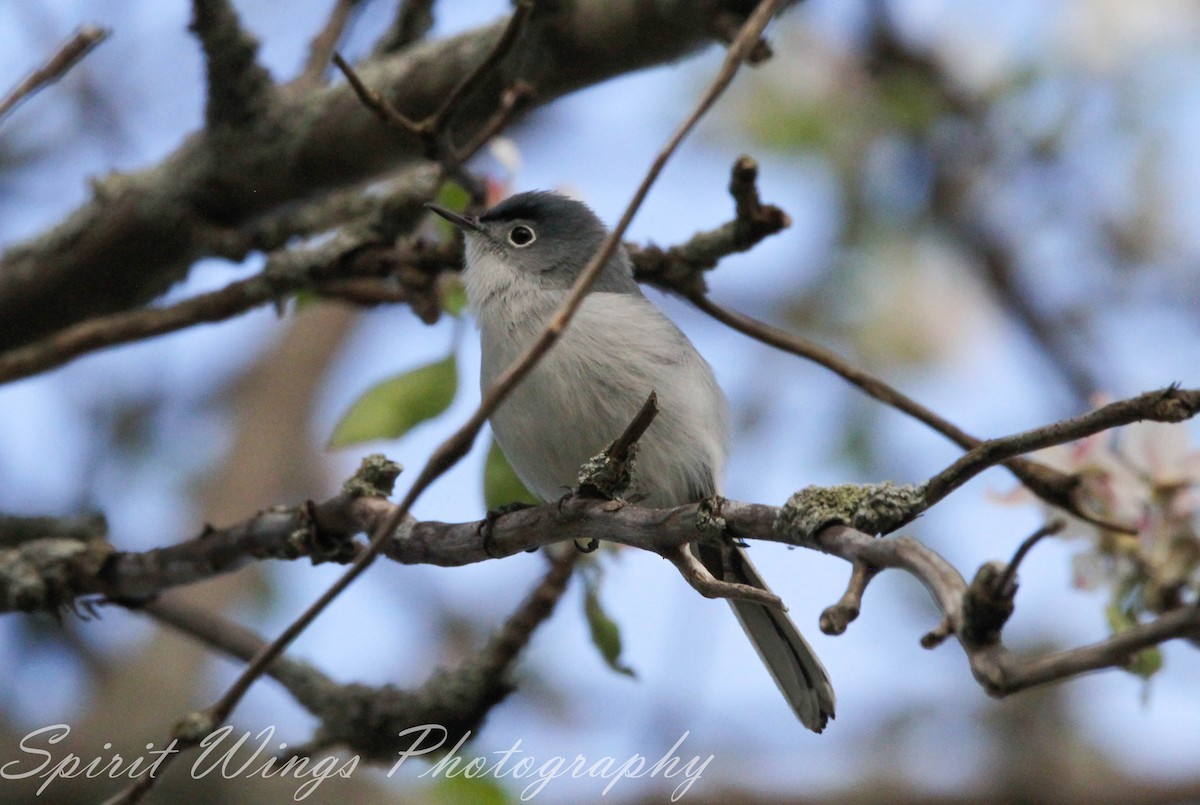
1 0 1199 803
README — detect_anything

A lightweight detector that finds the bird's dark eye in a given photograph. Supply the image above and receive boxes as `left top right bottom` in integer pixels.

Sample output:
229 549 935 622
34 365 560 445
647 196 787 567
508 225 536 247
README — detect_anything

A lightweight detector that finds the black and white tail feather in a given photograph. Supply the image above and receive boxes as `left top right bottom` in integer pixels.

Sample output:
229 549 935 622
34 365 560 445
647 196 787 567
695 540 836 731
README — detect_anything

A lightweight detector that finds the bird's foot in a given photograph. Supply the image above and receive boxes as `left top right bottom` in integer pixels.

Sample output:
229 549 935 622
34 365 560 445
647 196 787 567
478 501 536 557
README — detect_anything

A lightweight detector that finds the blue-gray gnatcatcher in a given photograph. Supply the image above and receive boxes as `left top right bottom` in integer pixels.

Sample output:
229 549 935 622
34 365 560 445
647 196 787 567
427 191 835 731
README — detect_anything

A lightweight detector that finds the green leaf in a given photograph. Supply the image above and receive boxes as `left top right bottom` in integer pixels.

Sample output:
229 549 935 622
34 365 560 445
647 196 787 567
583 576 636 678
430 774 512 805
436 180 471 211
1105 598 1164 680
441 275 469 317
432 181 473 238
1127 646 1164 679
328 355 457 448
483 438 539 510
292 289 320 311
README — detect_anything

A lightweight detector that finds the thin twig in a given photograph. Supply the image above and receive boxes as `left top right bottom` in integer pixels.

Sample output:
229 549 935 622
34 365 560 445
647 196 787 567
373 0 436 56
666 545 785 608
427 0 533 134
923 386 1200 509
819 560 877 635
690 294 1138 533
627 156 790 297
693 295 985 450
144 596 336 690
0 25 109 124
332 50 421 132
607 392 659 464
332 0 534 158
993 519 1065 599
452 80 535 163
301 0 363 85
104 4 788 802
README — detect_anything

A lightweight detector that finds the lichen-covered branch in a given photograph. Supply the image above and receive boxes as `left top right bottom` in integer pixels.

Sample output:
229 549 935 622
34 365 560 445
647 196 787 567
190 0 275 129
7 481 1196 705
0 0 799 350
143 547 578 763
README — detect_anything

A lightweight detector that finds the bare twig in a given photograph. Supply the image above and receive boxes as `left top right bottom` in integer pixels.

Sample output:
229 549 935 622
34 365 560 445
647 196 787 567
819 560 877 635
427 0 533 135
607 391 660 465
711 10 773 64
373 0 436 56
0 25 109 124
976 602 1200 695
922 386 1200 509
690 295 1137 534
331 50 421 133
629 156 791 297
993 519 1065 601
141 549 577 762
332 0 534 159
666 544 785 608
144 595 338 692
575 391 661 508
453 80 535 163
300 0 364 86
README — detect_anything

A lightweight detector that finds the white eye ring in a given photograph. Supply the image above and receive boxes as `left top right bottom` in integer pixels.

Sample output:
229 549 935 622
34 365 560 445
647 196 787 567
508 225 536 247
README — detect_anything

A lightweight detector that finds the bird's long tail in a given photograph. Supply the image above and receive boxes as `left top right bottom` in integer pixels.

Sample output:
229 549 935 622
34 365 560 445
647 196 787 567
696 542 836 732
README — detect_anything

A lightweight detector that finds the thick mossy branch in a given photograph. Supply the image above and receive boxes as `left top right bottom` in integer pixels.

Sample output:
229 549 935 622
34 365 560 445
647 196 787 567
190 0 275 129
775 482 928 541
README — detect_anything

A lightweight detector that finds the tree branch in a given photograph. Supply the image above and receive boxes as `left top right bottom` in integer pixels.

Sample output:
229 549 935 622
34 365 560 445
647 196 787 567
190 0 275 129
0 164 446 384
300 0 364 86
1 0 801 349
372 0 436 56
141 547 577 763
0 151 793 385
0 24 109 124
628 155 791 297
9 485 1196 709
921 385 1200 512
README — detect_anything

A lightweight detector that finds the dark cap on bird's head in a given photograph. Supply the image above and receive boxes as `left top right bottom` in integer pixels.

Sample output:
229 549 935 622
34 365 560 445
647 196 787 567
426 191 637 292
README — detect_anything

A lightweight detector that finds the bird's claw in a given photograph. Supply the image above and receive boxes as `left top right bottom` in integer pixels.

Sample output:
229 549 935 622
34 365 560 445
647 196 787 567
478 501 536 557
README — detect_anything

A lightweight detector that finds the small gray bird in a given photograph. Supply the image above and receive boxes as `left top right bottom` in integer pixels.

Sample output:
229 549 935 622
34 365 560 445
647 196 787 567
427 191 835 731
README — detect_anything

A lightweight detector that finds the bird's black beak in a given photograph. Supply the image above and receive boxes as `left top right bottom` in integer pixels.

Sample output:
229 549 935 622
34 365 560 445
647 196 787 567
425 203 483 233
